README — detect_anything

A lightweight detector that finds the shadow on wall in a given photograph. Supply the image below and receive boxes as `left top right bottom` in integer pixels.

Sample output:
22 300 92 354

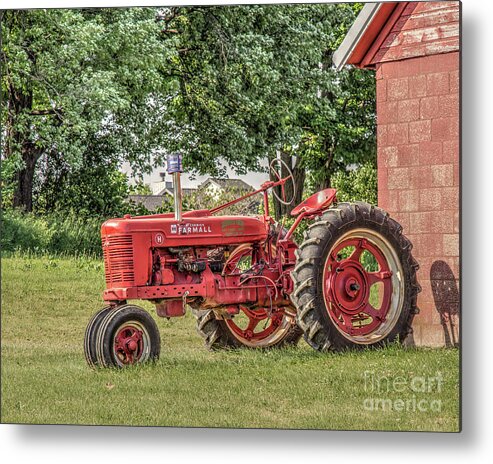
430 260 460 348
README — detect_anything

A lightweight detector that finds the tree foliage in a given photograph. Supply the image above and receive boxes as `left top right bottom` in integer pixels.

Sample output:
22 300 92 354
2 4 376 218
158 3 375 216
1 8 173 213
331 161 378 205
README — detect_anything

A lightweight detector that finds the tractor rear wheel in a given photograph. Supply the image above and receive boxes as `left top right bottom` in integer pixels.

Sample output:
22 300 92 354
195 307 302 350
291 202 420 351
84 306 112 368
95 304 161 368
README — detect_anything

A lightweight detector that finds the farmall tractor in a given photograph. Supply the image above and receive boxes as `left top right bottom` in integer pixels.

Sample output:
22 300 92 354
84 154 420 368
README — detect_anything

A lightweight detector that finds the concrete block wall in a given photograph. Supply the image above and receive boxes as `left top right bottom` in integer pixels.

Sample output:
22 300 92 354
376 52 459 346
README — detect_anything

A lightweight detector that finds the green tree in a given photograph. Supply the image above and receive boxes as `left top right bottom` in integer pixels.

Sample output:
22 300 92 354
1 8 173 213
331 161 378 205
2 5 376 219
129 182 152 196
158 3 375 217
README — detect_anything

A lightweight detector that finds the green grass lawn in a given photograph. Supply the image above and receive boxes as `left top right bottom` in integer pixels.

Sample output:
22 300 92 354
1 255 460 431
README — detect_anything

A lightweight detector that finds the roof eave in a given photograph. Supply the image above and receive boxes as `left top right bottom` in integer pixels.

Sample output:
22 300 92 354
333 3 382 71
333 2 402 71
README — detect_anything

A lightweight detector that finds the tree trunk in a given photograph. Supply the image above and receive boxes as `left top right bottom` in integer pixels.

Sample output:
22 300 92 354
314 143 335 192
316 174 331 191
12 143 41 212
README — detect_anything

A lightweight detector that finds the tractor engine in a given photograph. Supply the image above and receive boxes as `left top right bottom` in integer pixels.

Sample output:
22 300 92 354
167 246 225 275
101 213 295 320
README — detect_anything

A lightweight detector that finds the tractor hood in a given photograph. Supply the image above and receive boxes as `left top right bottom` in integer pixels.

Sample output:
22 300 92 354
101 214 270 247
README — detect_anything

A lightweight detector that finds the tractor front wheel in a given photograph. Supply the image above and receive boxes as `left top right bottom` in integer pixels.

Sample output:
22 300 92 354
95 305 161 368
84 306 113 368
291 202 420 351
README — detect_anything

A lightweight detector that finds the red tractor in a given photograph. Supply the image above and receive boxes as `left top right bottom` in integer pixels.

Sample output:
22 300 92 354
84 156 420 368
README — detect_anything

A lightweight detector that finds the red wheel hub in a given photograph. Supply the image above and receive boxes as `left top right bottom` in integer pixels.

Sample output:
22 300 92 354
114 325 144 365
330 260 369 314
323 237 393 337
225 306 284 344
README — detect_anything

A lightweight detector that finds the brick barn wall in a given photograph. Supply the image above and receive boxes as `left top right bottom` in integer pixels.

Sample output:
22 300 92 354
376 51 459 346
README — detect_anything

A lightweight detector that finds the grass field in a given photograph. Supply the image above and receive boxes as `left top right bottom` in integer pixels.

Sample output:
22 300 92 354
1 255 460 431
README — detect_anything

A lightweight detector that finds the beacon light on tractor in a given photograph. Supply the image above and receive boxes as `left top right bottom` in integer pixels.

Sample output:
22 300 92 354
84 154 421 368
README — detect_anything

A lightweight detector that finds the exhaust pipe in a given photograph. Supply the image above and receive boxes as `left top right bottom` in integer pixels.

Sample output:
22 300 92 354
167 153 183 222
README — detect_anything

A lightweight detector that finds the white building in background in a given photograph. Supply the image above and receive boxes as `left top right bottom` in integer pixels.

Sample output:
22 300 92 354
199 178 254 198
127 171 256 212
121 159 269 191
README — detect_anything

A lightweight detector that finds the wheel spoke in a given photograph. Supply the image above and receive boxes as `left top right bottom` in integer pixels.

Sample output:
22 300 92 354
348 240 365 262
361 303 380 319
368 270 392 286
332 306 353 328
357 303 386 332
237 306 269 335
224 306 291 346
245 316 262 333
326 250 339 268
272 167 282 181
241 306 268 320
115 339 125 352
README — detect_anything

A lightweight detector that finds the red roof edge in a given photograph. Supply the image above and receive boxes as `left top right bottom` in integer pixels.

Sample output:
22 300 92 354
346 2 407 69
360 2 409 68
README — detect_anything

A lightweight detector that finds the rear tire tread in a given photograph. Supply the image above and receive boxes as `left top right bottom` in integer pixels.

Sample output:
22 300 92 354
291 202 420 352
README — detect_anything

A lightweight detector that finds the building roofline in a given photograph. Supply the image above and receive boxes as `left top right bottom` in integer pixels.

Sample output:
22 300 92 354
333 3 382 70
333 2 405 70
199 177 254 190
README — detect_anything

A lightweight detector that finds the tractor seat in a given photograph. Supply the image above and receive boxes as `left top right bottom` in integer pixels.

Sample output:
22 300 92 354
290 188 337 216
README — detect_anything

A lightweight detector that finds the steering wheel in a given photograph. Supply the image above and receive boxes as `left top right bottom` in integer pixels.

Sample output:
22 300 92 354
269 158 296 206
